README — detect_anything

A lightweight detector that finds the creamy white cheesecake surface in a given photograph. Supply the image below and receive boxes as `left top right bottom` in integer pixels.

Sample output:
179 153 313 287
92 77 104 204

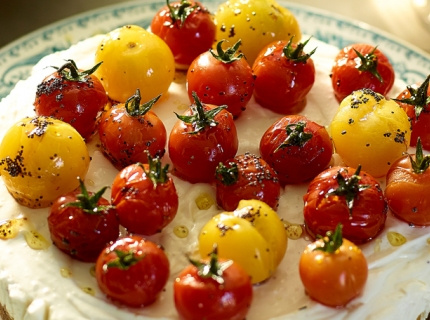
0 35 430 320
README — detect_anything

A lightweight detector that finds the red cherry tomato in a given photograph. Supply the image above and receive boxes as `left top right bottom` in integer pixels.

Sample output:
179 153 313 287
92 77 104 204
259 114 333 185
34 60 108 140
303 166 387 244
186 40 254 118
174 248 253 320
394 75 430 150
168 92 238 183
98 90 167 170
47 180 119 262
215 152 280 211
111 156 178 235
252 37 316 114
96 235 170 308
299 224 368 307
151 0 216 68
331 43 395 103
385 138 430 226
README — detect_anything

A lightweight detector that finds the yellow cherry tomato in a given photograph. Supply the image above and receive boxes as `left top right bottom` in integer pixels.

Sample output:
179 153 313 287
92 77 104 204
214 0 301 65
199 199 287 284
329 88 411 177
95 25 175 103
0 116 90 208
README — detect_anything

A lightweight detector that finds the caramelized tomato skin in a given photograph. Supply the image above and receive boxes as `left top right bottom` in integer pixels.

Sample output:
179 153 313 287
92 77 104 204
168 105 238 184
34 71 108 140
259 115 333 185
48 191 119 262
303 166 388 244
299 237 368 307
98 104 167 170
151 1 216 67
331 43 395 103
174 258 253 320
111 163 178 235
385 154 430 226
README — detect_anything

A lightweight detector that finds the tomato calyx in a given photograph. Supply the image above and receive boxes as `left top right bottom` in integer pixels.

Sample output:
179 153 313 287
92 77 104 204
313 223 343 253
53 59 102 82
65 179 113 214
189 245 233 284
275 121 312 152
283 36 316 63
167 0 197 27
394 74 430 119
215 161 239 186
353 46 383 83
210 39 244 63
174 92 227 134
139 151 170 186
409 137 430 174
326 166 370 215
106 249 144 270
125 89 161 117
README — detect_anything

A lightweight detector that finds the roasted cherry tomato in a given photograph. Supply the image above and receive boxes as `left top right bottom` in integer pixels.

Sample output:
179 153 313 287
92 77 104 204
214 0 301 65
331 43 395 103
150 0 216 69
174 247 253 320
34 60 108 140
385 138 430 226
215 152 280 211
329 89 411 177
253 37 316 114
303 165 387 244
394 74 430 150
99 89 167 170
95 25 175 103
187 39 254 118
0 116 90 208
111 154 178 235
299 224 368 307
48 180 119 262
168 92 238 183
199 199 287 284
96 235 170 308
259 115 333 184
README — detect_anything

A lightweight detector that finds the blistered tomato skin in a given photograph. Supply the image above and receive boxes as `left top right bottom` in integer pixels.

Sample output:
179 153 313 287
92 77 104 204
199 199 287 284
331 43 395 103
0 116 90 208
96 235 170 308
34 60 108 140
329 88 411 177
214 0 301 65
303 166 387 244
150 0 216 68
260 114 333 184
95 25 175 103
253 39 316 114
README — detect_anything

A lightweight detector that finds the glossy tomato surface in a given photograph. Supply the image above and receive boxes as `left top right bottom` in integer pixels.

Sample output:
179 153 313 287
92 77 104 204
331 43 395 103
252 39 315 114
48 189 119 262
174 257 253 320
99 102 167 170
150 0 216 68
96 235 170 308
111 163 178 235
299 236 368 307
168 102 238 183
303 166 387 244
34 62 108 140
259 114 333 184
186 45 254 118
215 152 280 211
385 153 430 226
